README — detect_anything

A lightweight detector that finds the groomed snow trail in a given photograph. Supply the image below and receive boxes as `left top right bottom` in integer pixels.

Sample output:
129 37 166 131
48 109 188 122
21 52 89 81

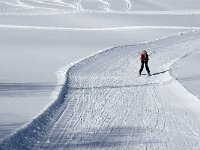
1 31 200 149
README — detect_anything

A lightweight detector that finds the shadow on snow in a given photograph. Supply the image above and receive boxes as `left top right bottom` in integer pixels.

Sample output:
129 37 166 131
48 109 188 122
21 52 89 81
141 69 171 76
41 126 162 149
152 69 171 76
0 82 58 97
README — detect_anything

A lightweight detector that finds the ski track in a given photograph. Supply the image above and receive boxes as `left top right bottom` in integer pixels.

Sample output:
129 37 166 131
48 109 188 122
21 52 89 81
1 30 200 149
1 25 200 31
2 0 200 15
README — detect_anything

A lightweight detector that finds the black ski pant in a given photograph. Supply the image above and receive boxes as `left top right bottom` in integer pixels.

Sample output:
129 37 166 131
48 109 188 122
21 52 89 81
139 61 150 74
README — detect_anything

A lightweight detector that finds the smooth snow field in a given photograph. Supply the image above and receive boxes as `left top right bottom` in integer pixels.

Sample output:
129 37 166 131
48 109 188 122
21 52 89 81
1 0 200 149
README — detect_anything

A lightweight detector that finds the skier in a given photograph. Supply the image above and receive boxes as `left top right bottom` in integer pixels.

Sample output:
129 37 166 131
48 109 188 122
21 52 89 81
139 50 151 76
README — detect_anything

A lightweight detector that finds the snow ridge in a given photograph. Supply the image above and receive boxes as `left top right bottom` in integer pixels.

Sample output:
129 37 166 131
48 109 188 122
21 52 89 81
0 42 126 149
1 30 200 149
2 0 200 15
1 25 200 31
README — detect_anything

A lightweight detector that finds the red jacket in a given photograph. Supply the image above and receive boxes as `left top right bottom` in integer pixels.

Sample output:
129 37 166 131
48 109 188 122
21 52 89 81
140 53 149 61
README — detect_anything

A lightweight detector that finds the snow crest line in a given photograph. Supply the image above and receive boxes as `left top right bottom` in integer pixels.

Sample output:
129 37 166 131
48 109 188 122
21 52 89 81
0 43 127 148
2 0 200 15
0 32 170 147
2 30 200 149
1 25 200 31
60 10 200 15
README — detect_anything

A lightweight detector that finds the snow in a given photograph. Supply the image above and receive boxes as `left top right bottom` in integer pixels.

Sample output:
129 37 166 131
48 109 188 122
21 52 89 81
0 15 183 142
171 51 200 100
1 31 200 149
0 0 200 149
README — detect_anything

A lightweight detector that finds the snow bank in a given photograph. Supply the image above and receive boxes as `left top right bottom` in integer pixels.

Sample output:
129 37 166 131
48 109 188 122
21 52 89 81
0 43 124 149
0 31 179 149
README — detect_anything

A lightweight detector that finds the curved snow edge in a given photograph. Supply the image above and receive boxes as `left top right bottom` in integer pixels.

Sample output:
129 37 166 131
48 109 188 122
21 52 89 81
0 64 71 149
168 52 200 122
161 51 200 120
169 50 200 102
0 30 197 149
0 45 131 149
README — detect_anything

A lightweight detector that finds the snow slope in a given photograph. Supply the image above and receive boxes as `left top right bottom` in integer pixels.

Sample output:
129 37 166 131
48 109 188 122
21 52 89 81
1 0 200 148
1 30 200 149
171 51 200 101
0 17 181 141
1 0 200 14
2 0 197 140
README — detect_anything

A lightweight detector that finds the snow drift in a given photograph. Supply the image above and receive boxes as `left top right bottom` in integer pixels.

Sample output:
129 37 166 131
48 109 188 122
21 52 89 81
1 30 200 149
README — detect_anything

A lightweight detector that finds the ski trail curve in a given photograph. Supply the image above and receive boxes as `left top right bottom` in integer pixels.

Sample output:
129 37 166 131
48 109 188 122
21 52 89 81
1 31 200 149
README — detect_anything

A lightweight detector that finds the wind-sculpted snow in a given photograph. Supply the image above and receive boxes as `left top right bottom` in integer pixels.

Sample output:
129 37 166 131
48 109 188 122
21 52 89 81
0 0 131 13
1 31 200 149
1 0 200 14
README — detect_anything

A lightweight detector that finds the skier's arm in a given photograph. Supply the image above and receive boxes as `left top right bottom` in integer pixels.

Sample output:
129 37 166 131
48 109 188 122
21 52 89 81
149 51 156 56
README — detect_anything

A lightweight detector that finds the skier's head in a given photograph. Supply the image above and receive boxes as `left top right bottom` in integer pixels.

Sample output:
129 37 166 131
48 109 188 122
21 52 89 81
142 50 147 54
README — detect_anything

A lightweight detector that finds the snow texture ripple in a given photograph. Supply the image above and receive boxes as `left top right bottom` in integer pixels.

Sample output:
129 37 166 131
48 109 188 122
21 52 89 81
1 30 200 149
2 0 200 15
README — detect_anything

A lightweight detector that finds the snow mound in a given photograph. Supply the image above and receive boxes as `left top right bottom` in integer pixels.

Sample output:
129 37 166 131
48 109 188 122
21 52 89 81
1 31 200 149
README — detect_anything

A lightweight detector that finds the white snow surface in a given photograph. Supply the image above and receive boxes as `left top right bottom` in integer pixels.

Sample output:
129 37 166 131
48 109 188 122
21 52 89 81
0 17 181 141
1 0 200 149
1 31 200 149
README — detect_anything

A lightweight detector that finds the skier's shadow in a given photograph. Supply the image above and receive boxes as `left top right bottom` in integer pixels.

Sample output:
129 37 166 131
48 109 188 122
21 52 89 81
151 69 171 76
141 69 171 76
142 69 171 76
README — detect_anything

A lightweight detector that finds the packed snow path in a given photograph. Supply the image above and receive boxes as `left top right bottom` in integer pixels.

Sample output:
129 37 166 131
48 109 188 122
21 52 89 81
1 31 200 149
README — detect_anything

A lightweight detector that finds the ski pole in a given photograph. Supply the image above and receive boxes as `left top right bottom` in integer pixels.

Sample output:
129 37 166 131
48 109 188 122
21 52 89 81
149 51 156 56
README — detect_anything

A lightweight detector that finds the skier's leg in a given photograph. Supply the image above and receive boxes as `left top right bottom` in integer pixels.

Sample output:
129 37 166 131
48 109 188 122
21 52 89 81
145 61 151 75
139 61 144 75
